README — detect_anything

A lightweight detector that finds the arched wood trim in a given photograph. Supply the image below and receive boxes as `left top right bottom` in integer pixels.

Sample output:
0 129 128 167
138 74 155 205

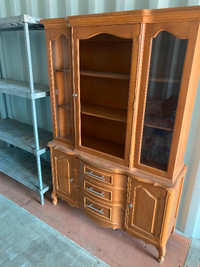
74 24 140 40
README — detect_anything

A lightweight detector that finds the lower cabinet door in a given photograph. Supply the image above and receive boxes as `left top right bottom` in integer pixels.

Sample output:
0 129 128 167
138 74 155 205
52 148 75 202
125 177 166 241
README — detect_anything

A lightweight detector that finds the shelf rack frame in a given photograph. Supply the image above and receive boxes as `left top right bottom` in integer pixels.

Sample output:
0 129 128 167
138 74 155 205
0 14 52 204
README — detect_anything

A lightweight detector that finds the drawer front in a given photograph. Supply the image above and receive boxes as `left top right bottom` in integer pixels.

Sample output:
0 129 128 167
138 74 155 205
84 181 112 201
78 160 127 190
84 165 112 185
84 197 111 220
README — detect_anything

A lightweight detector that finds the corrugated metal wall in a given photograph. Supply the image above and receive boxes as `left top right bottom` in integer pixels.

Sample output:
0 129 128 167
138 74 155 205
0 0 200 238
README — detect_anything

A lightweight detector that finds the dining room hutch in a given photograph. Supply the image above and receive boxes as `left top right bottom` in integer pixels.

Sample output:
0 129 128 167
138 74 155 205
41 6 200 262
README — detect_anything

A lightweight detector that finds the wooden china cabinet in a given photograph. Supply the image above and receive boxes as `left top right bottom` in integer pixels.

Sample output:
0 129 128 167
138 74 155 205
42 6 200 263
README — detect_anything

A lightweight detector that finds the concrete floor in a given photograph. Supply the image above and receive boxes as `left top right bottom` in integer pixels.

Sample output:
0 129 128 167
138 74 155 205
0 194 108 267
0 172 192 267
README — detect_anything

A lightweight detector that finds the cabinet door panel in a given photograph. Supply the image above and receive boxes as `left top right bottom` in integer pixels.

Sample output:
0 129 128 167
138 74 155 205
45 29 74 146
125 177 166 239
52 149 74 198
73 24 140 166
55 157 71 194
134 22 200 178
132 186 158 234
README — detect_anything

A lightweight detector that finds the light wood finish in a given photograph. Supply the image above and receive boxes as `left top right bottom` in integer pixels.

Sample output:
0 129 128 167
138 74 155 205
50 148 76 207
134 21 200 179
43 22 74 147
42 7 200 262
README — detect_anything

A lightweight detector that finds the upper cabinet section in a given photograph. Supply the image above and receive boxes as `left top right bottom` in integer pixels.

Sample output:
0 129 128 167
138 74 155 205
42 20 74 147
141 31 187 171
73 25 140 165
42 7 200 180
134 22 200 179
52 34 73 141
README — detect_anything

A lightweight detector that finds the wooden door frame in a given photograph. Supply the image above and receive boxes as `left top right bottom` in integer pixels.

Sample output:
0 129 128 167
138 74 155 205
72 24 141 166
45 27 75 148
134 21 200 180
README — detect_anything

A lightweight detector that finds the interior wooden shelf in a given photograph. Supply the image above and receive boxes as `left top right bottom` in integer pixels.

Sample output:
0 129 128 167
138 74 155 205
0 119 52 155
57 102 72 109
81 103 127 123
149 77 180 83
0 79 49 99
55 69 70 73
144 123 173 131
80 70 130 80
81 135 124 159
0 147 52 193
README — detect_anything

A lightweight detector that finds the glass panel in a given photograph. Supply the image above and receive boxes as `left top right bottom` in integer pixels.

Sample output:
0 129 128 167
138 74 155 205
79 34 132 159
140 31 187 171
52 35 73 141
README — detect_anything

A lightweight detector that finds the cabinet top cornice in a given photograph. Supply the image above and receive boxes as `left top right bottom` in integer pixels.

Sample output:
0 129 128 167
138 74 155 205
41 17 69 29
67 6 200 27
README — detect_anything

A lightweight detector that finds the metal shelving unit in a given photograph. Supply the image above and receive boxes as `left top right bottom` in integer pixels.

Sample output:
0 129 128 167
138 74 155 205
0 15 52 204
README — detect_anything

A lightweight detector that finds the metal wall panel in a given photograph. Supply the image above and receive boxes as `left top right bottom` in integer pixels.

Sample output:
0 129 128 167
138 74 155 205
0 0 200 237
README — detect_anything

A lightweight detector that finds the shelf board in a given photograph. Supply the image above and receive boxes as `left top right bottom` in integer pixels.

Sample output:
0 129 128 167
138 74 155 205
80 70 130 80
81 135 124 159
0 14 42 31
57 103 72 109
0 147 51 193
55 69 70 73
0 119 52 155
0 79 49 99
81 103 127 123
140 158 168 172
144 123 173 131
149 77 180 83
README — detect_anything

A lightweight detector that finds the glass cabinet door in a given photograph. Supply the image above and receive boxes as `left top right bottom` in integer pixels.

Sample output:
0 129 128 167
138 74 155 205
73 25 140 164
137 27 188 173
51 32 73 143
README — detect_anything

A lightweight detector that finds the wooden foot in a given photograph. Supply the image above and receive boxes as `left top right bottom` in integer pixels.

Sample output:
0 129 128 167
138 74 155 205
158 244 166 264
158 256 164 263
51 191 58 205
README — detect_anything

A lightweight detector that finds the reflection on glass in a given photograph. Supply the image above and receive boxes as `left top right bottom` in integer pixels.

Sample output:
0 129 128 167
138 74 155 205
52 35 73 140
140 31 187 171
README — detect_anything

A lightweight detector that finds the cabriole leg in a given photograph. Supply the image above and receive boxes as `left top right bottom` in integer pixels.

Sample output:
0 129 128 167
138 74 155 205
51 191 58 205
158 244 166 263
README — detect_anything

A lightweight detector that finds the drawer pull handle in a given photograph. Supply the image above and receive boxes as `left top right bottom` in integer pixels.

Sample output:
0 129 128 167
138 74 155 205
128 203 133 208
85 171 105 181
70 178 74 182
86 204 104 215
86 187 104 197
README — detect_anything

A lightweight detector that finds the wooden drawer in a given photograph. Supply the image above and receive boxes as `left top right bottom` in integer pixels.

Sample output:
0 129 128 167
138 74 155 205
84 197 111 220
78 160 127 190
84 165 112 184
84 180 112 202
82 195 125 229
81 177 127 207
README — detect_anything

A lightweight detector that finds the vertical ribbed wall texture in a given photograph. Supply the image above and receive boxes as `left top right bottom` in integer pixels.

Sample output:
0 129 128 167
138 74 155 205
0 0 200 238
0 0 200 18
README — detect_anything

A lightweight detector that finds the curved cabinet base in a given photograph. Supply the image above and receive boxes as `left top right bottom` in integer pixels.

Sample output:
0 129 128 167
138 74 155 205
49 144 185 263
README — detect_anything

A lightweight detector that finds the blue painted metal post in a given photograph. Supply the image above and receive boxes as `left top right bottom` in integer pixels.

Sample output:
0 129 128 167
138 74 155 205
0 32 8 120
23 22 44 205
